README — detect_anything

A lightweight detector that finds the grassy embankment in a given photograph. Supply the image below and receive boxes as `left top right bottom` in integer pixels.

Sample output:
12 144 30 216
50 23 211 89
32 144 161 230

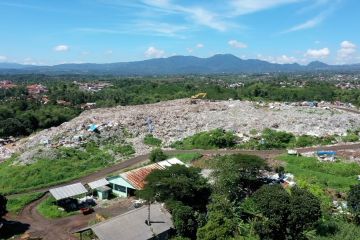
6 192 44 214
0 142 135 195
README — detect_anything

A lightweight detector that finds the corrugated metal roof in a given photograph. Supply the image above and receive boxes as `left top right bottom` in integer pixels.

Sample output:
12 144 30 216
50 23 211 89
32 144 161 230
91 203 173 240
49 183 88 200
157 158 184 168
120 163 164 190
88 178 109 190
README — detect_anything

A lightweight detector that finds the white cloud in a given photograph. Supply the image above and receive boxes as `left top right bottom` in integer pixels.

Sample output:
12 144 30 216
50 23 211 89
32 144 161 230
337 40 357 61
53 45 69 52
141 0 231 31
228 40 247 49
285 14 325 32
144 46 166 58
257 54 297 64
0 55 7 62
231 0 301 15
196 43 204 48
105 50 113 55
187 48 193 53
305 48 330 58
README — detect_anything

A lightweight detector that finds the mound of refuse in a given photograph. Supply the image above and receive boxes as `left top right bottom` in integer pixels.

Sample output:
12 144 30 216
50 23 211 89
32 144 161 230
2 99 360 164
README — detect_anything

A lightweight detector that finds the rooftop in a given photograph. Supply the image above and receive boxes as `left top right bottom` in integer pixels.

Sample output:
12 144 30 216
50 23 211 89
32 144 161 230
91 203 173 240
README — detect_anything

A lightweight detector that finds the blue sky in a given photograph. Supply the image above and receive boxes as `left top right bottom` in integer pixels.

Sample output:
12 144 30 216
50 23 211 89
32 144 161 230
0 0 359 65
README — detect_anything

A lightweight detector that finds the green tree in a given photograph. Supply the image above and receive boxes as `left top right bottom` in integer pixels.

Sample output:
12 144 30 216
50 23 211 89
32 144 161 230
197 194 237 240
213 154 268 202
348 183 360 224
252 184 321 240
149 148 168 163
138 165 210 211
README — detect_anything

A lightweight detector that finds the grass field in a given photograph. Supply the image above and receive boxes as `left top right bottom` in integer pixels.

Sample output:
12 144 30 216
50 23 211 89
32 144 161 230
173 152 203 163
6 193 44 214
36 196 78 219
279 155 360 192
0 145 115 195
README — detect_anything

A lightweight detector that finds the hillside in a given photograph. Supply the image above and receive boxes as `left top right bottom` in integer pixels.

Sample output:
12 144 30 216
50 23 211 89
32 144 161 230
1 54 360 75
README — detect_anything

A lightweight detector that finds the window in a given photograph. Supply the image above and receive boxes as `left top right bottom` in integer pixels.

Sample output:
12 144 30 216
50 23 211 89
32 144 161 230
114 184 126 193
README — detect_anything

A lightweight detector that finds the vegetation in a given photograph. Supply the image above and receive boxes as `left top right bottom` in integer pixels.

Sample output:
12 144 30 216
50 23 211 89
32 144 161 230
37 196 78 219
279 155 360 192
6 193 43 214
252 185 321 240
0 144 115 195
138 164 211 239
174 152 203 163
171 129 237 150
143 134 162 147
348 184 360 224
149 148 168 163
239 128 339 150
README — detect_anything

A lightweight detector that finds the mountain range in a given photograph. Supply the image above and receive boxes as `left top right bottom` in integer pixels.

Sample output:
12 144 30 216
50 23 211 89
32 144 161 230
0 54 359 75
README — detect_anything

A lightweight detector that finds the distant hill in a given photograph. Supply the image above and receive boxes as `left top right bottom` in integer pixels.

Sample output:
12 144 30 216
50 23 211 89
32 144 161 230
0 54 359 75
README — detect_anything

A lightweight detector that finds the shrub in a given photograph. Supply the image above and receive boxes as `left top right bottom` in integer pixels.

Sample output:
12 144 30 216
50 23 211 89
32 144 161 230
144 134 162 147
149 148 167 163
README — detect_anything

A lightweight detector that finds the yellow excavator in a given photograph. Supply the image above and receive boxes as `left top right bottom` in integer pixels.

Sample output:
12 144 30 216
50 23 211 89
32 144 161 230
190 92 207 104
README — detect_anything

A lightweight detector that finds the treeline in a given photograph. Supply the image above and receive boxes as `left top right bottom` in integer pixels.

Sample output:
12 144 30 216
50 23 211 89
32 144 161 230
1 75 360 138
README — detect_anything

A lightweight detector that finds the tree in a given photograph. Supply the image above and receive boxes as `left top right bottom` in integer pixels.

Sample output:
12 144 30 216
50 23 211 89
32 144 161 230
197 194 237 240
0 194 7 227
138 165 210 211
149 148 167 163
168 201 198 239
252 184 321 240
213 154 268 202
288 187 322 238
348 183 360 224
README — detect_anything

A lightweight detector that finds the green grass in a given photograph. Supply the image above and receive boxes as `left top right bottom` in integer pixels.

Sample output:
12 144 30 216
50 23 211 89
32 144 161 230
311 220 360 240
0 144 115 195
143 134 162 147
279 155 360 192
37 196 78 219
171 129 237 150
111 144 135 156
6 192 44 214
173 152 203 163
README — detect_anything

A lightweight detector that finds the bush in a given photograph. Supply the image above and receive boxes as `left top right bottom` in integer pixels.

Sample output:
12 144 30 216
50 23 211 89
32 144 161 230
149 148 167 163
342 133 359 142
113 144 135 156
144 134 162 147
171 129 237 150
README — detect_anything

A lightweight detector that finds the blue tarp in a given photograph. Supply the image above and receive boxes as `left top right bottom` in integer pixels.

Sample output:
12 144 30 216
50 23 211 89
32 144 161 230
317 151 336 156
88 124 98 132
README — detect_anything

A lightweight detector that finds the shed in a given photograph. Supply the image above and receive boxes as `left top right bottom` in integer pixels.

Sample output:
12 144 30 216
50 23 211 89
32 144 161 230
108 176 136 198
88 178 110 200
90 203 173 240
49 183 88 201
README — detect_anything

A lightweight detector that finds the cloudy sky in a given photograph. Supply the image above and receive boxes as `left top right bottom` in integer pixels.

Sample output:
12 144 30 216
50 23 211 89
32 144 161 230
0 0 359 65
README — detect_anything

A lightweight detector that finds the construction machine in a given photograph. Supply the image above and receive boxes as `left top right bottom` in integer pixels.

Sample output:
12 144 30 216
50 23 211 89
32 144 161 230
190 92 207 104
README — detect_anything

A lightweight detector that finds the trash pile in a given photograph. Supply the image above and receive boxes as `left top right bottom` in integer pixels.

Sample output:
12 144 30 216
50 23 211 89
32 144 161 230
2 99 360 164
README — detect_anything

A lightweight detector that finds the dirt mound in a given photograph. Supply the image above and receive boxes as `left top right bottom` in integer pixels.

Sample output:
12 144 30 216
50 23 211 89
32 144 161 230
3 99 360 164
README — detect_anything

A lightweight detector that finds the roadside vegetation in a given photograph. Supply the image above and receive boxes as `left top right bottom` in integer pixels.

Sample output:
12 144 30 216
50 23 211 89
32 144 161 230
6 193 43 214
0 143 116 195
173 152 203 163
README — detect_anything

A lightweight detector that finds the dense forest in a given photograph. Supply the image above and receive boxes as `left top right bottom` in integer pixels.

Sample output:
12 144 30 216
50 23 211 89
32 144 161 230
1 74 360 138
